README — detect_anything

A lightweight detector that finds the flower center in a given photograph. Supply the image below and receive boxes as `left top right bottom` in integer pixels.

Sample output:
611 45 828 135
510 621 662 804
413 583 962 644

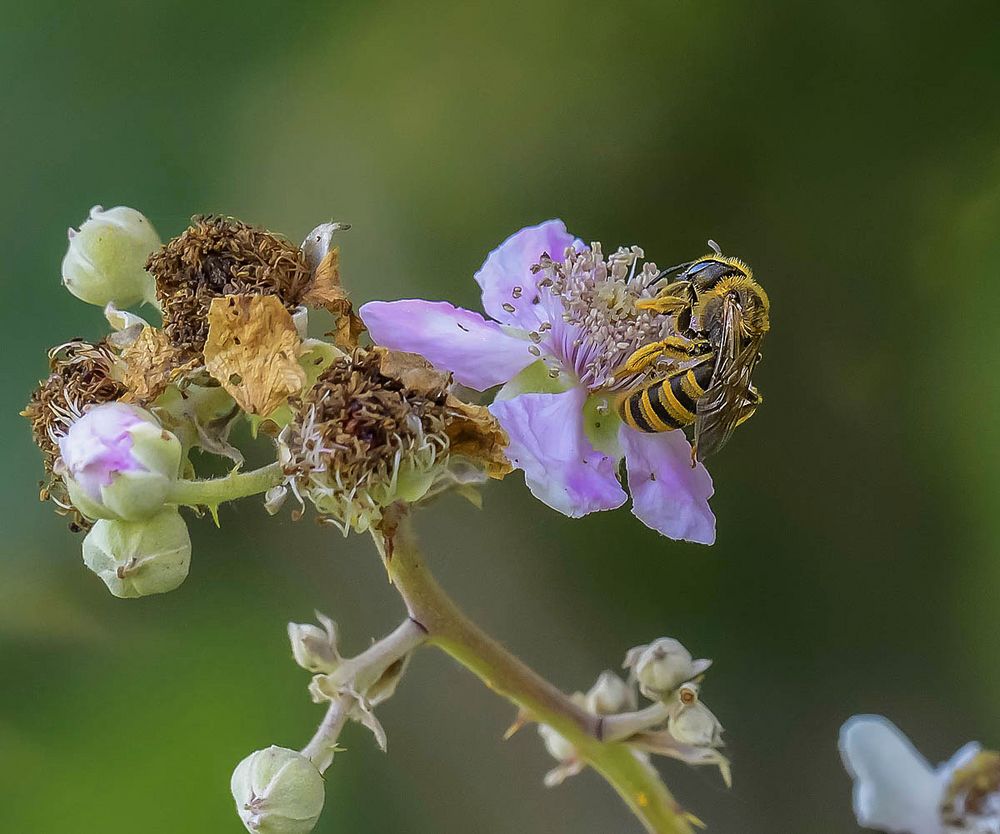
278 348 451 532
531 242 676 392
942 751 1000 833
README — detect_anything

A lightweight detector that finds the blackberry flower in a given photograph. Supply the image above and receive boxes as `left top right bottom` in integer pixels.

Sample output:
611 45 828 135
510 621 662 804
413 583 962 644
360 221 715 543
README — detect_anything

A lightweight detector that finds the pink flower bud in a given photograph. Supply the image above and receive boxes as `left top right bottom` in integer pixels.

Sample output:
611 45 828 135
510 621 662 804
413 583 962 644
57 402 182 521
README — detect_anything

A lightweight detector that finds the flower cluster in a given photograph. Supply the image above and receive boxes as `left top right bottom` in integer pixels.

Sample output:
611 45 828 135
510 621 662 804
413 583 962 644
24 205 509 600
535 635 728 791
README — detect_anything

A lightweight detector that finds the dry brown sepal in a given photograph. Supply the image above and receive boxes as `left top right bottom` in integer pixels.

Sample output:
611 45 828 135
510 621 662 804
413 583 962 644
119 326 199 405
301 247 347 310
302 247 366 350
204 295 307 416
374 348 450 397
373 349 511 479
445 397 512 480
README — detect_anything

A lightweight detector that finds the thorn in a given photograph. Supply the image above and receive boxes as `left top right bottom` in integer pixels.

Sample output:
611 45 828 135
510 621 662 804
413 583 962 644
684 812 707 829
503 710 530 740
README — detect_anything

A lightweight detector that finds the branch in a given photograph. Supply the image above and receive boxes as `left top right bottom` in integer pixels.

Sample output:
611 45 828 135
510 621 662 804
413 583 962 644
166 461 284 507
300 618 427 771
373 505 693 834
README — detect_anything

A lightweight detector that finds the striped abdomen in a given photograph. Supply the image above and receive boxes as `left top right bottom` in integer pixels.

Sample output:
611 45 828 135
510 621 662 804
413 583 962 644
618 361 713 433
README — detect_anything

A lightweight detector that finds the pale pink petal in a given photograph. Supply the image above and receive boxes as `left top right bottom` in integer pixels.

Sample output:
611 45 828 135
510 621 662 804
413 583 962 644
360 300 536 391
490 389 626 517
475 220 582 327
58 403 148 501
839 716 942 834
619 427 716 545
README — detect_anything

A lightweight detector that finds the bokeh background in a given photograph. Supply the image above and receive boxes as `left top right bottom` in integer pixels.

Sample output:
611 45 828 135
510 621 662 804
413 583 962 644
2 1 1000 831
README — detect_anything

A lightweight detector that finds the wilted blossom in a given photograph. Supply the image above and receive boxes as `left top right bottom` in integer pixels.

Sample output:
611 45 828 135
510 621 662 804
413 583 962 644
840 715 1000 834
361 220 715 543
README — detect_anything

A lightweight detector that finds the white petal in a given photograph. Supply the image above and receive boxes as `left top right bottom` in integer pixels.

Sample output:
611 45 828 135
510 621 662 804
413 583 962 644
839 715 943 834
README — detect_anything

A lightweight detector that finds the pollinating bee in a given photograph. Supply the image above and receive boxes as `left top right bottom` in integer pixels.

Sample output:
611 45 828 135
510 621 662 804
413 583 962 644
616 241 770 462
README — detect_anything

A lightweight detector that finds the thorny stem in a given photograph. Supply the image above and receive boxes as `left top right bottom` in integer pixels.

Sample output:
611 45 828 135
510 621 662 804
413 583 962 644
373 505 694 834
166 461 284 507
300 618 428 772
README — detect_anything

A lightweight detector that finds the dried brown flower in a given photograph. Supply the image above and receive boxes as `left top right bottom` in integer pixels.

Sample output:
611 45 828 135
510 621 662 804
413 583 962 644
276 347 508 532
22 340 127 523
147 215 311 358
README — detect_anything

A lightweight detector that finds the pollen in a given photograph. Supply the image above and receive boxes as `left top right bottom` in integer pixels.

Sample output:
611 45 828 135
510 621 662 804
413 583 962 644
534 243 677 392
147 215 311 359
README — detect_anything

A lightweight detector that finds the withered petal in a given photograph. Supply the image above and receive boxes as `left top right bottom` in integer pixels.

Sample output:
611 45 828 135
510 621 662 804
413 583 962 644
204 295 307 416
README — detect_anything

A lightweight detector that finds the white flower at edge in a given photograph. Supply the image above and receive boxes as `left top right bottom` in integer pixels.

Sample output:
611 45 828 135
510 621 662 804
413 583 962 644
839 715 987 834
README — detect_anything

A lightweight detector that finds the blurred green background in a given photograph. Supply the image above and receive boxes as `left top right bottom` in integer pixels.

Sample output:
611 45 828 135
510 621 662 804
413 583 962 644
3 1 1000 831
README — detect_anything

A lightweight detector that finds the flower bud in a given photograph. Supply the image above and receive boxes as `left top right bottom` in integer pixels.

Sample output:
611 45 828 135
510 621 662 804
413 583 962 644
81 508 191 598
231 746 325 834
288 613 341 674
667 683 724 747
623 637 712 700
62 205 160 308
57 402 182 521
538 722 577 764
585 671 636 715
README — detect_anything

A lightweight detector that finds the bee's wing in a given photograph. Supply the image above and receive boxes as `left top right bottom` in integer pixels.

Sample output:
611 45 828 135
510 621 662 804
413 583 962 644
693 298 761 460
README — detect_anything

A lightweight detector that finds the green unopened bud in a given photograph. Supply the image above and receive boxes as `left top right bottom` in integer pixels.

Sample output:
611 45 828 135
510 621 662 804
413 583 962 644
585 671 636 715
623 637 712 700
667 683 724 747
57 402 182 521
81 508 191 598
231 746 325 834
62 205 161 308
288 612 341 674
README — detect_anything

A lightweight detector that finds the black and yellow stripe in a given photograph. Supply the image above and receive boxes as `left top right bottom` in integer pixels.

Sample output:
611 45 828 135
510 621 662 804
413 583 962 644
618 361 713 434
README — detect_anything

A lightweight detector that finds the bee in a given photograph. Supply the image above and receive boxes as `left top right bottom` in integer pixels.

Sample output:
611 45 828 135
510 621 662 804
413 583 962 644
617 242 769 462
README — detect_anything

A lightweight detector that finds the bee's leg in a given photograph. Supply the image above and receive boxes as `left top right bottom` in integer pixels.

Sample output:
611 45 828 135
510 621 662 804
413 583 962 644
735 386 763 427
616 336 710 376
636 281 694 315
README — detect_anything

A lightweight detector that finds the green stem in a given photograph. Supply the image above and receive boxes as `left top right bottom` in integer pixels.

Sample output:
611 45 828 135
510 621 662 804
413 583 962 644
166 461 284 507
375 507 693 834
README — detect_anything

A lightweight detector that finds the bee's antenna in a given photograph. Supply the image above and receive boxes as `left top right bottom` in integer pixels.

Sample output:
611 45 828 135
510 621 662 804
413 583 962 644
707 239 722 255
647 260 694 287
